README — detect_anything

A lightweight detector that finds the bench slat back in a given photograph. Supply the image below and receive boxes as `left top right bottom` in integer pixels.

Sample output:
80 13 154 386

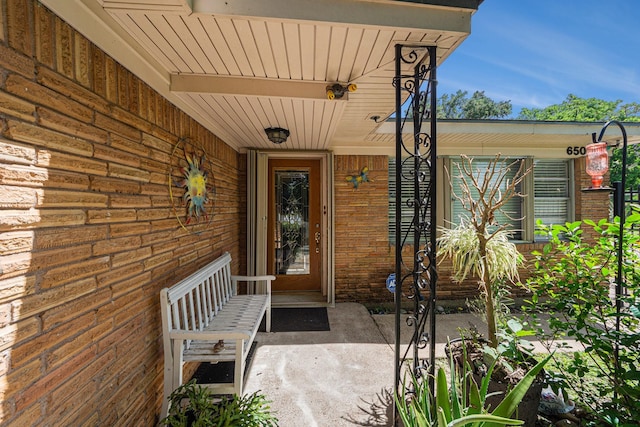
161 252 236 337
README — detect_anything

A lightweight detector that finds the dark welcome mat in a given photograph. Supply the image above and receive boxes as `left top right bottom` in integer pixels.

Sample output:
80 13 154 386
271 307 330 332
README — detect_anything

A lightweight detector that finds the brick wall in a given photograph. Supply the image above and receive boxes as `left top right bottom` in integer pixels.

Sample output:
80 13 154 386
0 1 245 425
333 155 394 302
574 157 611 241
333 155 477 303
333 155 523 304
333 156 612 304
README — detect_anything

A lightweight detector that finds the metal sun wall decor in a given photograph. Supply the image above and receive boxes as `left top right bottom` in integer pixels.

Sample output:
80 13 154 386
169 137 216 233
345 166 370 188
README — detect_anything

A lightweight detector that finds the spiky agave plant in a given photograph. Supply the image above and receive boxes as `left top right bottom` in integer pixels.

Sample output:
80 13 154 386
395 343 552 427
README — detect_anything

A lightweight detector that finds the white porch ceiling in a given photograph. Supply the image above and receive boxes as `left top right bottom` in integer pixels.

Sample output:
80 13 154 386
41 0 480 152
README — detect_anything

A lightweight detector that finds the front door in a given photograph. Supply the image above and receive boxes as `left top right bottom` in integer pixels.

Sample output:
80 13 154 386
267 159 322 292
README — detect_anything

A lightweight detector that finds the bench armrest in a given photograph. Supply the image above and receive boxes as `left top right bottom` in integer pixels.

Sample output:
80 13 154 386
169 330 251 341
231 275 275 282
231 275 275 295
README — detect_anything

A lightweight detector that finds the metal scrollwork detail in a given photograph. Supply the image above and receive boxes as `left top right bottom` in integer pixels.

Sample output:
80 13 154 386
399 48 420 65
394 43 438 419
417 132 432 151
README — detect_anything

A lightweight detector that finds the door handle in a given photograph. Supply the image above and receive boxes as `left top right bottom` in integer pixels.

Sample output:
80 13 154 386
315 231 321 244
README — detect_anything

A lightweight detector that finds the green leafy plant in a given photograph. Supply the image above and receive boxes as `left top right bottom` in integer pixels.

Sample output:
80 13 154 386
524 217 640 426
479 318 537 384
396 346 551 427
161 379 278 427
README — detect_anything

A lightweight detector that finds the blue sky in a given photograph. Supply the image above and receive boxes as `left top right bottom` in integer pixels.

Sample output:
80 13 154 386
437 0 640 117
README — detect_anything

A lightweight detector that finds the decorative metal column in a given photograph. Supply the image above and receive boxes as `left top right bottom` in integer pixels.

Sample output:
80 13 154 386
393 43 438 412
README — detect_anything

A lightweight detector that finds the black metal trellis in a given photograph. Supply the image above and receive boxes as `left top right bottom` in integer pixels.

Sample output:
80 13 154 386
393 43 438 421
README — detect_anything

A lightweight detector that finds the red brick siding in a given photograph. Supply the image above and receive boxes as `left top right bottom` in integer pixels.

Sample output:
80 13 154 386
0 1 245 425
574 157 611 241
333 155 520 303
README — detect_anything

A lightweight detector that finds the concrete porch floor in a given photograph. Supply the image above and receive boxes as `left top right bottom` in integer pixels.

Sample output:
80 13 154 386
244 302 580 426
243 302 490 427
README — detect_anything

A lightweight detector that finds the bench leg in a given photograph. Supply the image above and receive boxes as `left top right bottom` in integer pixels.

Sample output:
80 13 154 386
161 340 185 420
234 339 244 396
172 340 184 391
265 307 271 333
161 356 173 420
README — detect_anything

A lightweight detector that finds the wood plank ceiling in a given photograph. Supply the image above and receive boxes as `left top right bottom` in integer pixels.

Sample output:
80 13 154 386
41 0 480 153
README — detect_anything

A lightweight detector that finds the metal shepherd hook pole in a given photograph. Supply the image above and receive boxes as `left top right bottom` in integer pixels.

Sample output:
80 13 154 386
593 120 628 402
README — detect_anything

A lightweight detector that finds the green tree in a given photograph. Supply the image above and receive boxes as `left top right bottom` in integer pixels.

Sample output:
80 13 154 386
518 94 622 122
437 90 468 119
437 90 512 119
518 94 640 188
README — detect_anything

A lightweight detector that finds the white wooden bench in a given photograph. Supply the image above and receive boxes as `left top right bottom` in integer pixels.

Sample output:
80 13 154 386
159 252 274 419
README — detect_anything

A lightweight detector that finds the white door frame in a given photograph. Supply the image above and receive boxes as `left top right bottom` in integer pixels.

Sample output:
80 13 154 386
247 150 334 305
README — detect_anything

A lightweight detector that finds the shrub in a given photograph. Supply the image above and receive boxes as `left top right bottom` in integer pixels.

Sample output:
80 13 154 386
161 379 278 427
438 154 530 348
524 217 640 426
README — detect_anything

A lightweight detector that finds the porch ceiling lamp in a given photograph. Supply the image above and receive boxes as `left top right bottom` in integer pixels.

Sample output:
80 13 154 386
265 127 290 144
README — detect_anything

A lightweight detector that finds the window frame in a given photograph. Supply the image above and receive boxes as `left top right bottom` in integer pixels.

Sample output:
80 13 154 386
441 156 574 243
531 158 575 242
447 156 527 240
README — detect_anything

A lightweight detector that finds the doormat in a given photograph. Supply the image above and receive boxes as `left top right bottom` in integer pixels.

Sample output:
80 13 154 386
271 307 330 332
191 341 257 385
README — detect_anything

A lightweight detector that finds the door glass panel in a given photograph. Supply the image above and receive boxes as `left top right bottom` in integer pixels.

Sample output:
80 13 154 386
274 170 310 275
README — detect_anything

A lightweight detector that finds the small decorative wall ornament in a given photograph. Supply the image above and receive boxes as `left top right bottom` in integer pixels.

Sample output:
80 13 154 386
345 166 370 188
169 137 216 233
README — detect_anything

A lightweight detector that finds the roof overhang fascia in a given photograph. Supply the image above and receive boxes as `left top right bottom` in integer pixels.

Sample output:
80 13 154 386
330 120 640 157
191 0 473 33
378 119 640 140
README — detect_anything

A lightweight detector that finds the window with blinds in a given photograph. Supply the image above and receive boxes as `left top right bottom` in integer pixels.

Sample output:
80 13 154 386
388 157 431 245
533 159 572 240
449 157 523 240
389 157 573 244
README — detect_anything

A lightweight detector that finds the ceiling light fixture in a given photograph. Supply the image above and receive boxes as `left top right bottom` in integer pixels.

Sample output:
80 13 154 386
264 127 290 144
326 83 357 100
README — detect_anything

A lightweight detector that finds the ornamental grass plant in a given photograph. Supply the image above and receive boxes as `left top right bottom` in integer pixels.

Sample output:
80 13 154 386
437 154 531 348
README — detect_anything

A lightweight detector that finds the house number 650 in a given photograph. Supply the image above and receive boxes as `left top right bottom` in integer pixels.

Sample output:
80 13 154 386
566 146 587 156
